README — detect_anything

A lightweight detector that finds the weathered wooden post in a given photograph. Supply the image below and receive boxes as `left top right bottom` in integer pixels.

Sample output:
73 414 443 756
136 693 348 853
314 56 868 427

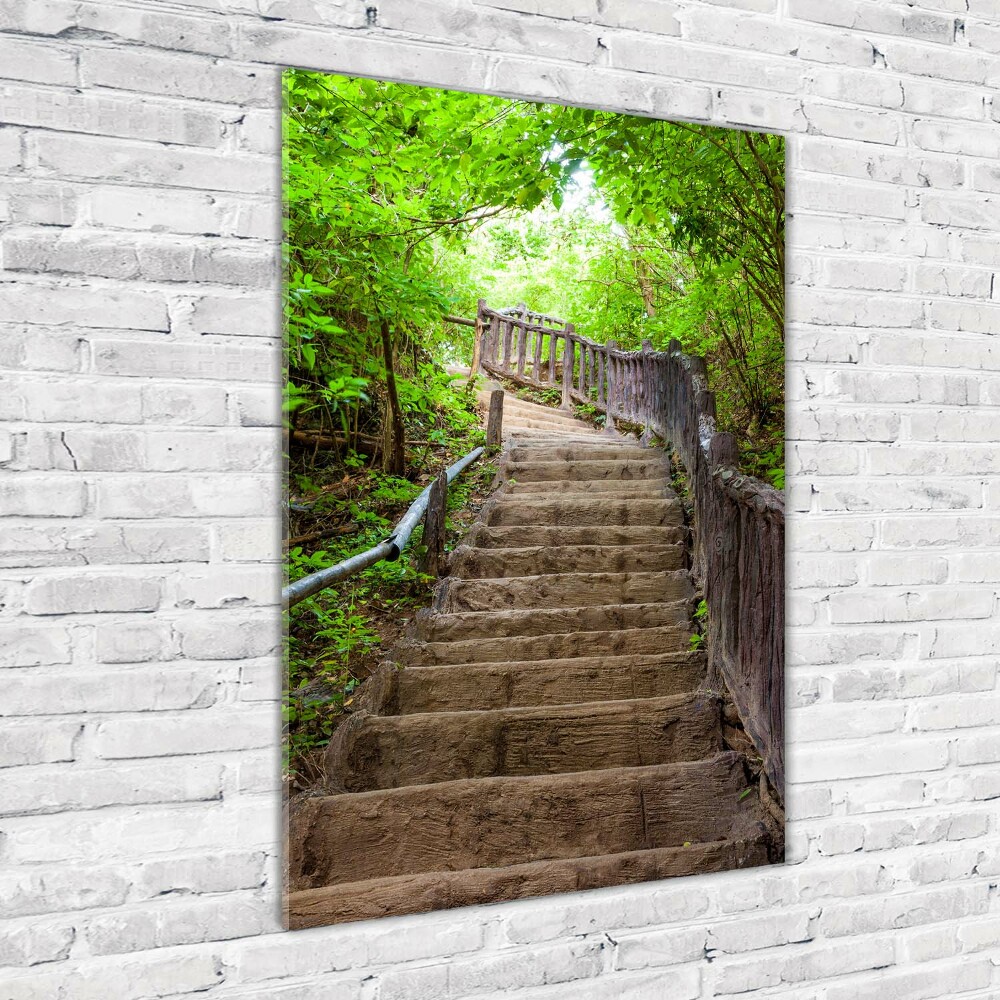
708 430 740 469
486 389 503 454
561 324 575 409
468 298 486 381
640 339 654 446
421 469 448 577
515 320 528 377
604 339 617 434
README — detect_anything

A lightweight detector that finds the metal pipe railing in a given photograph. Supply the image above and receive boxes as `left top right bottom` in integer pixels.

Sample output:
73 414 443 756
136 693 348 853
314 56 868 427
282 445 485 609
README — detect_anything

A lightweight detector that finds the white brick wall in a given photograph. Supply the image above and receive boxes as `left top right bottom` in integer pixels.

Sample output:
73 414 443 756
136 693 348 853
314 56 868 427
1 0 998 996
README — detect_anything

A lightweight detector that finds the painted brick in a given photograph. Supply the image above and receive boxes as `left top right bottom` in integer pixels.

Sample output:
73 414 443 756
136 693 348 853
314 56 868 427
0 37 77 87
2 757 224 815
79 48 273 106
189 293 279 338
90 338 276 382
94 473 278 519
0 920 75 967
0 0 75 35
33 132 272 194
140 384 228 426
24 573 163 614
175 615 280 659
213 519 282 561
0 281 168 331
0 476 87 517
86 186 275 240
74 2 234 56
2 666 217 716
0 324 82 372
0 81 223 146
0 719 80 768
709 935 895 994
94 621 177 663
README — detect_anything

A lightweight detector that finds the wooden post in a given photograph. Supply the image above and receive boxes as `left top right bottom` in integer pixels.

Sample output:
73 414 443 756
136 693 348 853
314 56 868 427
468 298 486 382
515 321 527 377
491 314 502 367
532 324 543 381
548 332 558 384
501 319 513 372
708 431 740 469
604 339 617 434
486 389 503 454
561 325 575 409
640 339 654 445
421 470 448 577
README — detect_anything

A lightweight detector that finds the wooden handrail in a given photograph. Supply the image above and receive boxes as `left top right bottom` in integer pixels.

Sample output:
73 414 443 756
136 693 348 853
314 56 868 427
470 300 785 800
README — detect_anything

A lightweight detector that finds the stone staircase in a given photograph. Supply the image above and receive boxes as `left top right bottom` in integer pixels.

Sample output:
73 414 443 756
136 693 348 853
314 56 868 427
286 383 776 928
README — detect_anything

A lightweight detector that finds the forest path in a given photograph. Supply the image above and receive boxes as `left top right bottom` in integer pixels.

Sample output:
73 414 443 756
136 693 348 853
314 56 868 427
286 382 774 927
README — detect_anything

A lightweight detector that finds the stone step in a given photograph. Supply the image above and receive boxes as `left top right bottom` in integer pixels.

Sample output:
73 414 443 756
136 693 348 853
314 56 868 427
504 419 600 436
288 752 760 889
287 836 771 927
410 600 690 643
509 434 627 447
505 458 670 482
504 478 672 498
324 693 722 792
391 651 707 713
492 398 590 418
508 444 656 463
449 542 685 578
465 523 687 549
500 403 591 426
438 570 692 613
487 497 683 528
398 623 694 667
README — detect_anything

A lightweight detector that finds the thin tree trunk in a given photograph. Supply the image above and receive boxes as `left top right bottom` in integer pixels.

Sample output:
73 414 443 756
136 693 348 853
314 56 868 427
380 317 406 475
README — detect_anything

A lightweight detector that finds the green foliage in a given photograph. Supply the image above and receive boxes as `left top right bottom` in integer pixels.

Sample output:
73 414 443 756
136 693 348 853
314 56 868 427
281 69 784 781
689 598 708 650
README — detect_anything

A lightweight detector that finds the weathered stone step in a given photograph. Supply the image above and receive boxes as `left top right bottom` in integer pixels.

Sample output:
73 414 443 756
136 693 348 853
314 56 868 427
391 651 707 713
505 459 670 482
325 693 722 792
410 600 690 643
509 434 625 447
502 404 591 426
465 523 687 549
504 478 672 497
487 497 683 528
287 835 769 927
438 570 692 613
400 623 693 666
508 445 655 463
449 543 685 578
504 422 601 438
289 752 758 889
500 408 597 426
397 651 706 712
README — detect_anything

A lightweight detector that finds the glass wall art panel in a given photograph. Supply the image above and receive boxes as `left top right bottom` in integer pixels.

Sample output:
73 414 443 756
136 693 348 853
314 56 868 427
281 69 785 929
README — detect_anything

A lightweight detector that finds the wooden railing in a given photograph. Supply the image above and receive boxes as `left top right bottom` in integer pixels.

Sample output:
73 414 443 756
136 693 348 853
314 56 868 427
472 300 785 800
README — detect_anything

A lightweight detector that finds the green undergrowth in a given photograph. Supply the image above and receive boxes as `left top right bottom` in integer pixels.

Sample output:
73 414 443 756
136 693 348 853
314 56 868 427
283 372 498 787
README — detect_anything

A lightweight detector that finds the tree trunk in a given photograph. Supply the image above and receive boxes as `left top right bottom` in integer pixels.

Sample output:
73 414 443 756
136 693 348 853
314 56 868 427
380 317 406 475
